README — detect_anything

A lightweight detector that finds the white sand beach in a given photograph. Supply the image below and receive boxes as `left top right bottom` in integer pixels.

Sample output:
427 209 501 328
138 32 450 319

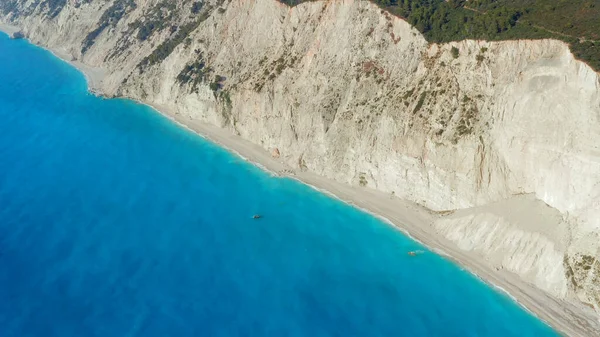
1 23 598 337
50 47 106 93
162 114 600 337
0 23 105 92
0 23 19 36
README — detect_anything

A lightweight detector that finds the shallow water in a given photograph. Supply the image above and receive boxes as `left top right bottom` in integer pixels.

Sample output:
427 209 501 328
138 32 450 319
0 32 559 336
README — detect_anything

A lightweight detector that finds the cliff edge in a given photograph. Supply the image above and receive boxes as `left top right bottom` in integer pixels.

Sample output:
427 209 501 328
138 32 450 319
1 0 599 328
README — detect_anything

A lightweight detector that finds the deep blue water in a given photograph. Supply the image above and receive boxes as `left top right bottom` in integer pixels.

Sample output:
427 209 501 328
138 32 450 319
0 32 559 337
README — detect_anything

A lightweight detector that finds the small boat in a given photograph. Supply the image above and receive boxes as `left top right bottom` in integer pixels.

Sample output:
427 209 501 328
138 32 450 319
408 250 424 256
252 214 262 219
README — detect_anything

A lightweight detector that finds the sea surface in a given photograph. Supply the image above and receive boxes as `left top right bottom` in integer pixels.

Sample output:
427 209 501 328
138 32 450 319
0 32 559 337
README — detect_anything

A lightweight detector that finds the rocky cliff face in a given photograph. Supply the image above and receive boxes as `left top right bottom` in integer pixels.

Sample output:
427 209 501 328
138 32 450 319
2 0 599 315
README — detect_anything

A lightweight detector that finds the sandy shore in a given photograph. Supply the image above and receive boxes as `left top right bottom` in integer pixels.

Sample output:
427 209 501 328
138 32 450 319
49 47 106 93
163 113 600 337
0 22 19 36
1 22 598 337
0 23 106 92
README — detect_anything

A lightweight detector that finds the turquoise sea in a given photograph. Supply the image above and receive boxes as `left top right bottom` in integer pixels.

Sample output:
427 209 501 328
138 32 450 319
0 32 559 336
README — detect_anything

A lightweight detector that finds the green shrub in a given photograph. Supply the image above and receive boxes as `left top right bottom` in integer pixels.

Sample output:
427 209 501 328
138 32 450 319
451 46 459 59
191 2 203 14
42 0 66 18
82 0 136 54
413 91 427 114
139 13 210 69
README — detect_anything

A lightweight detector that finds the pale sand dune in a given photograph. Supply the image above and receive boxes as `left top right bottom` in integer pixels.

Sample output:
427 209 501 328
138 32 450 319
1 23 599 337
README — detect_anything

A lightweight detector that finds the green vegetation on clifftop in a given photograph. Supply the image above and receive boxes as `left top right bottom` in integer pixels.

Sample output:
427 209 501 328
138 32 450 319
3 0 598 72
279 0 600 72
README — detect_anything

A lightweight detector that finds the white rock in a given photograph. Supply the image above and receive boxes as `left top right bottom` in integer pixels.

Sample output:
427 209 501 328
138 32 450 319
3 0 600 314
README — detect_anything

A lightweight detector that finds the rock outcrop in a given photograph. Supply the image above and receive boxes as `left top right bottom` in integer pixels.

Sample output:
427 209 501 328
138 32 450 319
2 0 599 316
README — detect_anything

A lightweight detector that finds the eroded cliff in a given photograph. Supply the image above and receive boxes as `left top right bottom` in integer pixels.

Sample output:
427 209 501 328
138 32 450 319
2 0 599 317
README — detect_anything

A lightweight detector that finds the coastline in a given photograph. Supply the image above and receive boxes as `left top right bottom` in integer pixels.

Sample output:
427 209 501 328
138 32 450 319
1 24 598 337
0 23 106 93
49 47 106 94
0 22 19 36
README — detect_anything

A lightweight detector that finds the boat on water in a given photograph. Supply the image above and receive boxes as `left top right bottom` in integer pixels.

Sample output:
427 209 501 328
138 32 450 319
408 250 425 256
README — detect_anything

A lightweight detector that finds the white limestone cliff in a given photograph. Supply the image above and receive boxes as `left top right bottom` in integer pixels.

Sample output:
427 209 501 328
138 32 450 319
2 0 599 318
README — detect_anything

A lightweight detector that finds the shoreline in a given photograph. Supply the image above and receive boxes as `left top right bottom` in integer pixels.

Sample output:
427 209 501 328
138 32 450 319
49 47 106 94
0 23 106 93
1 23 598 337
